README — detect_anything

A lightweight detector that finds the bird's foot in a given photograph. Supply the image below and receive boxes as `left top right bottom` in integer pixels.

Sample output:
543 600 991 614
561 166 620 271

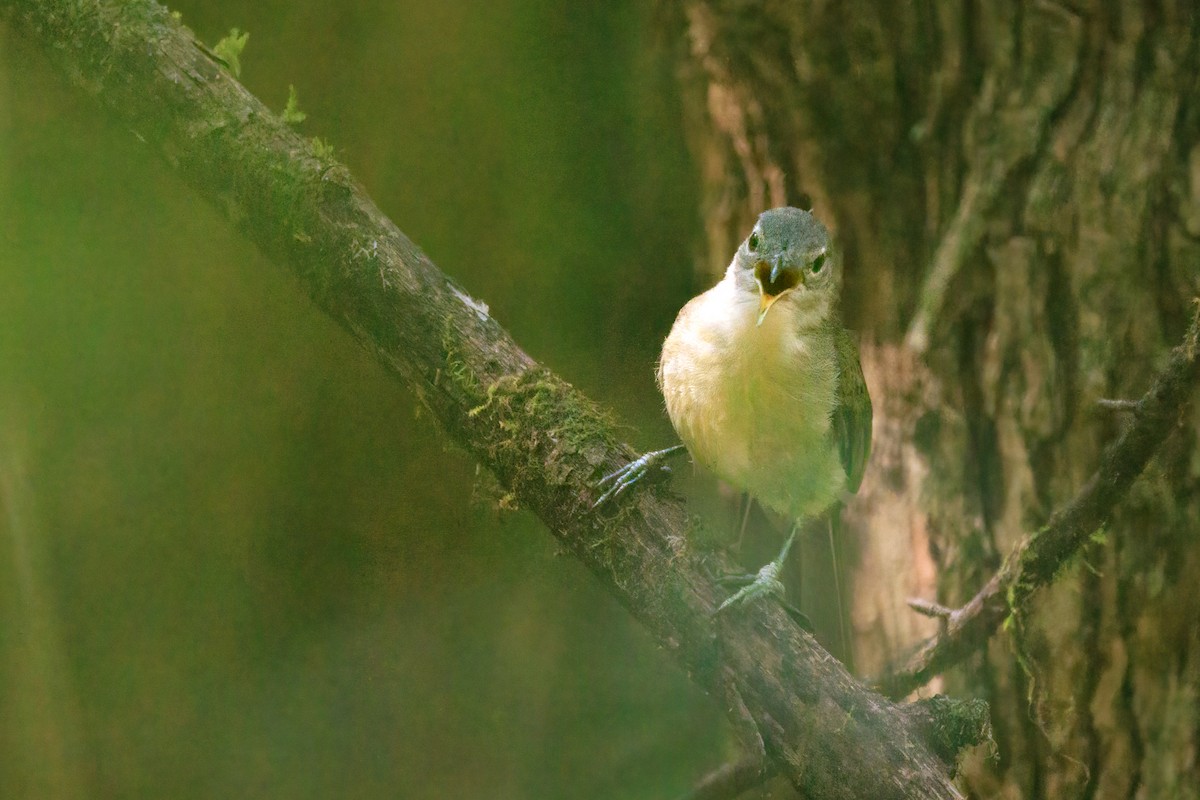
716 560 786 613
716 565 812 629
591 445 686 508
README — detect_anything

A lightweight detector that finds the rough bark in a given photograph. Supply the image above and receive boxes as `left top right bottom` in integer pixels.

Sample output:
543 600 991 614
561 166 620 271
1 1 980 797
878 310 1200 698
670 1 1200 796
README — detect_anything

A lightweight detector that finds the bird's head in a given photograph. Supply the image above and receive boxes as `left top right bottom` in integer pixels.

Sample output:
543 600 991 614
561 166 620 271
729 207 838 327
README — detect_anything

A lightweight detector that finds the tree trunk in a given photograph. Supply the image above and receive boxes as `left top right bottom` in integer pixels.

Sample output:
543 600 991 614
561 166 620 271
669 1 1200 797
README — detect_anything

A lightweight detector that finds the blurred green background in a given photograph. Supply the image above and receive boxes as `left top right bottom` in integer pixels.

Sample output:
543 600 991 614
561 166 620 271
0 2 723 797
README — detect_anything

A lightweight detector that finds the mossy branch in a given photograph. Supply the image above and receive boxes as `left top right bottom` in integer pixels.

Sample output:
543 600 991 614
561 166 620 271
3 1 978 796
877 302 1200 698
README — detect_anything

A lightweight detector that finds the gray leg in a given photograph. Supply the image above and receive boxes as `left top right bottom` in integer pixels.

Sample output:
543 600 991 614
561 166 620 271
715 524 798 613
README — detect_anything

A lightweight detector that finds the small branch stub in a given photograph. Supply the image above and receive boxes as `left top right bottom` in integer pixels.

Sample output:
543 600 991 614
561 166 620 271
908 598 956 619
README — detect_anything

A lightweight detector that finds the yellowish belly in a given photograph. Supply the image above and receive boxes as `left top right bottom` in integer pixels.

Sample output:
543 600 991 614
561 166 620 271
659 286 843 521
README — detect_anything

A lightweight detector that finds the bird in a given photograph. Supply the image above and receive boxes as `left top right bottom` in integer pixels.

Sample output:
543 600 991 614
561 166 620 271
596 207 872 637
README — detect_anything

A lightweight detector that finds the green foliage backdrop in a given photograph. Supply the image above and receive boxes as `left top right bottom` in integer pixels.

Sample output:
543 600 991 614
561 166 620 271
0 2 709 797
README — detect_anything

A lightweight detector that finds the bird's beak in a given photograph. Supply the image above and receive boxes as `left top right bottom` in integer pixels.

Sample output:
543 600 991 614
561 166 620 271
755 257 803 326
756 293 782 326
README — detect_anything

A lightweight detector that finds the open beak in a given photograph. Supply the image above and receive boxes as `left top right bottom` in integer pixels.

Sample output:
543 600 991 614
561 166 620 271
755 258 803 326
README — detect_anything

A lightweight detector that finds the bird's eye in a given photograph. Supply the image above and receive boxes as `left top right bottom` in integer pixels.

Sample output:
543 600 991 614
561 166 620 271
811 253 827 273
748 232 760 252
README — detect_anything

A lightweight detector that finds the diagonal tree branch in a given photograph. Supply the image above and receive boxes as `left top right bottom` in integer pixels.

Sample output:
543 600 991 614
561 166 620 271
876 304 1200 698
1 1 980 797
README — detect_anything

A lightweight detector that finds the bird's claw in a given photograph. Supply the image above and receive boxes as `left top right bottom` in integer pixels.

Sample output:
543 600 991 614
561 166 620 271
716 561 786 613
591 445 686 509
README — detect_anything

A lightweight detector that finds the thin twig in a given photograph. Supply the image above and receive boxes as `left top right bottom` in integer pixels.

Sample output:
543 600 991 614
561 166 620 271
907 598 955 619
877 302 1200 697
676 756 773 800
1095 398 1139 411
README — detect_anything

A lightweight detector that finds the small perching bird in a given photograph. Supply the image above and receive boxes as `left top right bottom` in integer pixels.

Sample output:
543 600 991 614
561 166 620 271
597 207 872 628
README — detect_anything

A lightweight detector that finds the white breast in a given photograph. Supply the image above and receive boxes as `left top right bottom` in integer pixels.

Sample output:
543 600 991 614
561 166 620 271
658 277 844 521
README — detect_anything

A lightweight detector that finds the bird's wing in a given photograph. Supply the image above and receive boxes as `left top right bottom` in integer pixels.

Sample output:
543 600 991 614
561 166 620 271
831 327 872 493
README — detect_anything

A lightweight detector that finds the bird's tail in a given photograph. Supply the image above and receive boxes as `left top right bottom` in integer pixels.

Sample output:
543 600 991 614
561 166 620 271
827 508 855 674
787 506 856 671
